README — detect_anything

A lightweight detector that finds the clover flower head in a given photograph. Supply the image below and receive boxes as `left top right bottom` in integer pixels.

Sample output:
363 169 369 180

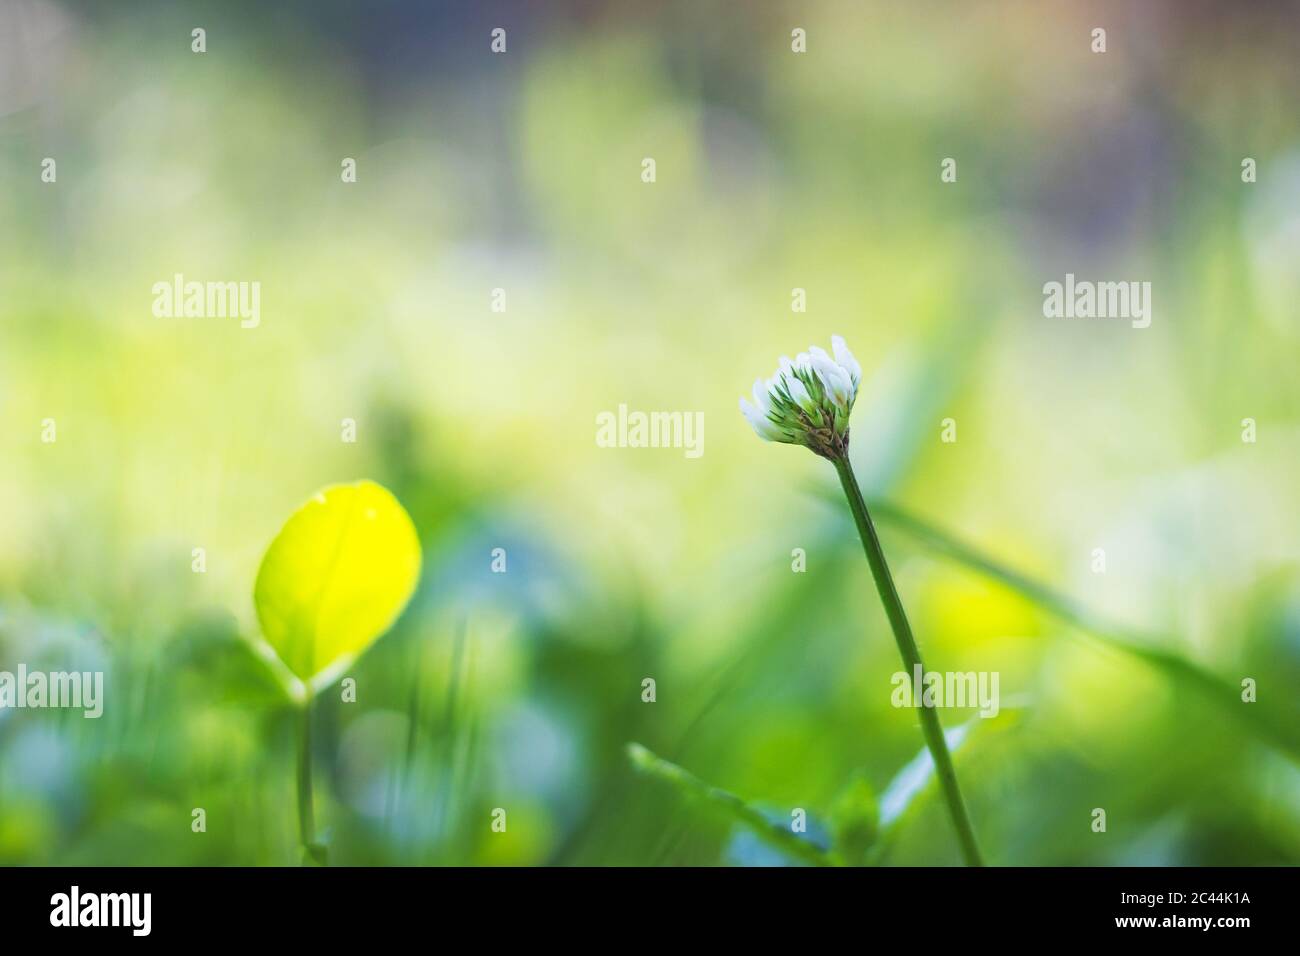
739 335 862 459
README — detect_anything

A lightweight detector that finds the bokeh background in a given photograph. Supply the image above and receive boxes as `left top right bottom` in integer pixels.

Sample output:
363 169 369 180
1 0 1298 865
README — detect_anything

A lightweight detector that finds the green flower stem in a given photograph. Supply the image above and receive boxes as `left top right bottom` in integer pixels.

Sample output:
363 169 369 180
296 695 317 862
832 455 985 867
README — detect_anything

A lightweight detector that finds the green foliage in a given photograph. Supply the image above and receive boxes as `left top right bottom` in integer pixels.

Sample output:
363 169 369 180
831 774 880 866
1 3 1298 868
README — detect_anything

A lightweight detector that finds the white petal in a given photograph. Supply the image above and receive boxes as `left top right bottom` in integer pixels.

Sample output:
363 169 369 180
831 335 861 385
809 351 852 405
785 373 813 410
740 397 779 441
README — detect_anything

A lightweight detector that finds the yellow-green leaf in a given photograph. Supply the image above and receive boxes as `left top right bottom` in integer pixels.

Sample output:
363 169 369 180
254 480 421 692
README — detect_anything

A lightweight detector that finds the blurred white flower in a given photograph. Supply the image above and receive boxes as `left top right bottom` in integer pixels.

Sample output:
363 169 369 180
739 335 861 458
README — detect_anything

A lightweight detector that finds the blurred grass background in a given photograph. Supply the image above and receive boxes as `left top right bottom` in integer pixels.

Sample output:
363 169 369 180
0 0 1298 865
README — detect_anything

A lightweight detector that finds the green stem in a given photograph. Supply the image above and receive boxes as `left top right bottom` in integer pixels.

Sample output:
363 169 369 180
833 455 985 866
296 695 317 862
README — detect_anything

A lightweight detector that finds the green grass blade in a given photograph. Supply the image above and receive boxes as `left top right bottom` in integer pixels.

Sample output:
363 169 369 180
626 743 836 867
867 718 982 864
863 499 1300 763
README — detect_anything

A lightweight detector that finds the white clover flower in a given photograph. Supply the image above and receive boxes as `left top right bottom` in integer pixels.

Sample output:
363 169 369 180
736 332 985 866
739 335 862 459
